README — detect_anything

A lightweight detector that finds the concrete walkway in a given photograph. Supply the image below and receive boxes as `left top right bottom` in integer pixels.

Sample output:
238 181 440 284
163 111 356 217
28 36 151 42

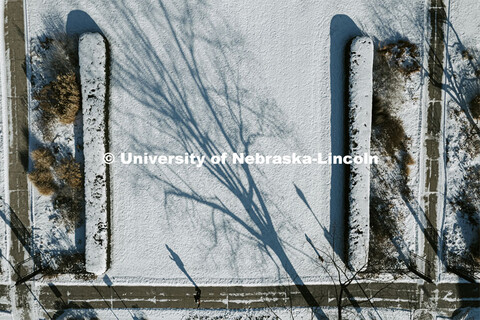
4 0 33 318
422 0 446 281
36 282 479 318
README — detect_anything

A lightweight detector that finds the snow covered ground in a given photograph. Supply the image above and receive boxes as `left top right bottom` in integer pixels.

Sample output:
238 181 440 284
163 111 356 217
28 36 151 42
79 32 108 275
347 36 373 271
55 306 416 320
442 0 480 279
368 42 425 269
28 35 83 271
24 0 429 285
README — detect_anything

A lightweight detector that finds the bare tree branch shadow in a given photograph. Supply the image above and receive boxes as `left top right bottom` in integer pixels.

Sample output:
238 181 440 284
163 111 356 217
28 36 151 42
96 0 327 316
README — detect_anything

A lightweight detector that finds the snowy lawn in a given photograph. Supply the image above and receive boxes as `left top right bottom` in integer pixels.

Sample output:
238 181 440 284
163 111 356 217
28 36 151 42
55 306 416 320
347 36 374 271
25 0 427 285
442 0 480 278
79 32 108 275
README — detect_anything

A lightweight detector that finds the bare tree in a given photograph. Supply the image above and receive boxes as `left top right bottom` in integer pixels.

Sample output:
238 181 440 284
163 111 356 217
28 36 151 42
305 234 397 320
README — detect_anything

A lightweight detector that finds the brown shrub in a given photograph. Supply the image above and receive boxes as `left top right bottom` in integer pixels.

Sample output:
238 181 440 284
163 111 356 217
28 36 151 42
31 148 55 169
34 72 80 124
29 169 56 195
470 95 480 119
55 159 83 190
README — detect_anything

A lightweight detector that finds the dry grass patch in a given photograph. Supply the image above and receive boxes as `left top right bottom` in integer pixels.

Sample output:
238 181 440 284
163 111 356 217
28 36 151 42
55 158 83 190
29 147 56 195
29 169 56 195
34 72 80 124
29 150 84 228
31 148 55 169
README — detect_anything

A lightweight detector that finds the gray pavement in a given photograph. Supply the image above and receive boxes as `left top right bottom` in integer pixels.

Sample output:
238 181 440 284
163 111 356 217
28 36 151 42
36 282 479 318
4 0 33 318
422 0 446 281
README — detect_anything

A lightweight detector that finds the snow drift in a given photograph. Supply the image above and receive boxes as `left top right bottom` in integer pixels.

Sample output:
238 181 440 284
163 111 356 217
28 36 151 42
347 36 374 271
79 32 108 275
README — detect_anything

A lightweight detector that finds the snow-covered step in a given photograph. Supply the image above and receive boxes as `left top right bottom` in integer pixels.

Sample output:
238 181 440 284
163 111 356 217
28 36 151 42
79 32 108 275
347 36 374 271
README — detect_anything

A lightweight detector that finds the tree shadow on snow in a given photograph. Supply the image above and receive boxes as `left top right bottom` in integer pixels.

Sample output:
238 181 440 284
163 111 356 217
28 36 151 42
101 0 327 317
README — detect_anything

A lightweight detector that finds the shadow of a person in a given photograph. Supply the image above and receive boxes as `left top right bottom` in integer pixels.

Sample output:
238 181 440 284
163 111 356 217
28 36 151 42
165 244 201 306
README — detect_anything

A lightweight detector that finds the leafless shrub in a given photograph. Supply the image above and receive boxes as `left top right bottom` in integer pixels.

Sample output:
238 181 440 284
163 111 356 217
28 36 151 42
467 138 480 158
453 165 480 227
401 152 415 176
54 252 85 274
368 196 404 271
53 188 83 228
372 53 403 105
371 97 413 198
32 32 78 81
29 149 84 226
378 40 421 76
450 106 480 157
368 48 417 271
37 110 56 142
29 148 57 195
28 169 56 196
34 72 81 125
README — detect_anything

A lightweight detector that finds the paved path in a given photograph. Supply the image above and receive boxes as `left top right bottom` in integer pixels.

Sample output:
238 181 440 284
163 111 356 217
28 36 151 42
4 0 33 318
0 279 476 319
34 282 479 318
422 0 446 281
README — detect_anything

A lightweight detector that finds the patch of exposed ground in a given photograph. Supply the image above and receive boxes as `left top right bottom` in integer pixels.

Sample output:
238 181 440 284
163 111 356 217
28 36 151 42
368 40 422 272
